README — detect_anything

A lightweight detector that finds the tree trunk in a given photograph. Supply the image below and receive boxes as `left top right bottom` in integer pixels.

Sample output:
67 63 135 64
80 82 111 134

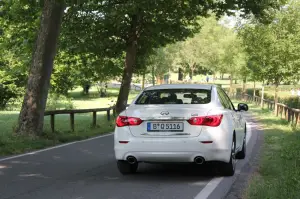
189 63 196 80
189 70 193 80
229 73 233 95
253 81 256 97
274 82 279 114
115 15 138 114
242 77 246 94
16 0 65 135
178 68 183 81
221 73 224 80
152 66 155 86
142 71 145 89
260 84 265 108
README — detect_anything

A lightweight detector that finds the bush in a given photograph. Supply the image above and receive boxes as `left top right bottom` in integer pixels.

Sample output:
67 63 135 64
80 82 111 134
281 97 300 109
46 93 75 110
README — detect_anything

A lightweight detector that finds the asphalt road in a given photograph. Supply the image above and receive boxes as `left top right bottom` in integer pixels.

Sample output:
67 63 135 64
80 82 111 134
0 114 260 199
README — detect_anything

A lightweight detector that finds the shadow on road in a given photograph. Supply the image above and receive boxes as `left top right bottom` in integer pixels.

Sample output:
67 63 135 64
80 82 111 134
111 162 222 183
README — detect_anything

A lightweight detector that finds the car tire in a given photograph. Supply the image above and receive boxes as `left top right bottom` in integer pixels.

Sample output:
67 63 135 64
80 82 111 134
236 138 246 159
236 126 246 159
221 137 236 176
117 160 138 175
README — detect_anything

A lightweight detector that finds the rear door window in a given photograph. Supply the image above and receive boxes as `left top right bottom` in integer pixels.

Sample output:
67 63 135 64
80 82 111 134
219 88 235 110
217 88 233 110
135 89 211 105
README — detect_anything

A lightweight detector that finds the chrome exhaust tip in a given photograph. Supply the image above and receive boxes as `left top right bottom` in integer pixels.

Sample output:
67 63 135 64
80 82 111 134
126 156 137 164
194 156 205 165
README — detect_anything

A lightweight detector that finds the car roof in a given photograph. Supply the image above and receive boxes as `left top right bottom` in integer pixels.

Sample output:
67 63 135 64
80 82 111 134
144 84 215 91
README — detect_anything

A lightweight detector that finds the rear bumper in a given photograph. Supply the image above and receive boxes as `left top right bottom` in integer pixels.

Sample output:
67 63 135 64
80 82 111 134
114 137 231 163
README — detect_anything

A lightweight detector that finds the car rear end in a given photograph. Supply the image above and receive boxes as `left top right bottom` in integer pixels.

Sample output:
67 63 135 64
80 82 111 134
114 85 233 164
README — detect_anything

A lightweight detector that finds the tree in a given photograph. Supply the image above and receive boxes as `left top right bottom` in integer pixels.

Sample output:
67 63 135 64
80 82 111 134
169 15 246 88
64 0 284 114
239 0 300 112
2 0 285 135
0 0 41 109
145 47 173 85
221 34 246 93
16 0 65 135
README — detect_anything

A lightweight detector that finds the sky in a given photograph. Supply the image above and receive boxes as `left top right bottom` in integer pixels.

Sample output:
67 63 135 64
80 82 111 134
219 10 248 29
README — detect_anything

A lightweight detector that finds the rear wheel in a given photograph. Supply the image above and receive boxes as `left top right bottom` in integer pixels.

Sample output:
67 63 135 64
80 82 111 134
236 126 246 159
117 160 138 175
236 138 246 159
221 137 236 176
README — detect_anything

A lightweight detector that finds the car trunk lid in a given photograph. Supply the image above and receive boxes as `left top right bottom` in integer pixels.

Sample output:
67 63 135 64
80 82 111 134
125 105 211 137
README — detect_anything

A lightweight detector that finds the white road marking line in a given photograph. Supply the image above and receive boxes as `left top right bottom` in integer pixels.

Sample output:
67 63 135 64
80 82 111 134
0 133 113 162
194 177 224 199
194 122 253 199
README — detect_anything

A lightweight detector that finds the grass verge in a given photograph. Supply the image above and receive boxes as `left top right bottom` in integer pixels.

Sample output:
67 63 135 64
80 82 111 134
0 112 115 156
244 104 300 199
0 87 139 156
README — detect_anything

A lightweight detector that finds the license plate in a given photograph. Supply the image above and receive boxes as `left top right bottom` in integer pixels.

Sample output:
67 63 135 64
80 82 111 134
147 122 184 132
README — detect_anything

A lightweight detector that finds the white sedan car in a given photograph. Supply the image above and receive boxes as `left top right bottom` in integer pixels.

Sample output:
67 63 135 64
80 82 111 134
114 84 248 176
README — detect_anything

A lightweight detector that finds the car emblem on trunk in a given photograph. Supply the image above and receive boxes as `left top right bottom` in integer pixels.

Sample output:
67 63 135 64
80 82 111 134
160 111 169 115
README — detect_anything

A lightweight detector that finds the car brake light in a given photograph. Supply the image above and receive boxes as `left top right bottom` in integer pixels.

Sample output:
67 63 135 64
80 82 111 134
116 116 143 127
187 114 223 127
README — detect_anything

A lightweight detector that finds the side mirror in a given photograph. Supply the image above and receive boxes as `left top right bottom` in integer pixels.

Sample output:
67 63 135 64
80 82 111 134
238 103 248 111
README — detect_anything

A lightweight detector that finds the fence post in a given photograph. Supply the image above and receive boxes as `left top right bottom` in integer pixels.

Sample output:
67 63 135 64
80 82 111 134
50 114 55 133
276 104 279 116
107 109 111 121
93 111 97 127
70 113 75 132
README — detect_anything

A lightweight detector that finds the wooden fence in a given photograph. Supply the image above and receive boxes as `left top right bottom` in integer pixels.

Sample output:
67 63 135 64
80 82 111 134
234 93 300 127
44 106 116 133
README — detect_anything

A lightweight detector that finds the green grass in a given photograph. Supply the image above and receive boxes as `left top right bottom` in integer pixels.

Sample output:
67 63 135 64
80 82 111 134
0 111 116 156
69 87 139 109
0 87 140 156
244 104 300 199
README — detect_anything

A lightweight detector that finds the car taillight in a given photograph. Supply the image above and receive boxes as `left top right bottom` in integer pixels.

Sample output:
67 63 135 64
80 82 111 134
116 116 143 127
187 114 223 127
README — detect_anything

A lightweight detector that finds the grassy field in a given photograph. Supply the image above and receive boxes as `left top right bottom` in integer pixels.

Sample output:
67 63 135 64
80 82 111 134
244 105 300 199
0 87 140 156
68 87 139 109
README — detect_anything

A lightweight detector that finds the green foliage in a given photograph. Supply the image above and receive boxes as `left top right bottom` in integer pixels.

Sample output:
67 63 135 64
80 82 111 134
0 0 289 108
162 16 246 80
145 47 174 79
46 93 75 110
0 71 23 109
239 1 300 85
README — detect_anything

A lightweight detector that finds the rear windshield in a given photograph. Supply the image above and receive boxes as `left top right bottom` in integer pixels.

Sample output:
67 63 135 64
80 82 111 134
135 89 211 105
